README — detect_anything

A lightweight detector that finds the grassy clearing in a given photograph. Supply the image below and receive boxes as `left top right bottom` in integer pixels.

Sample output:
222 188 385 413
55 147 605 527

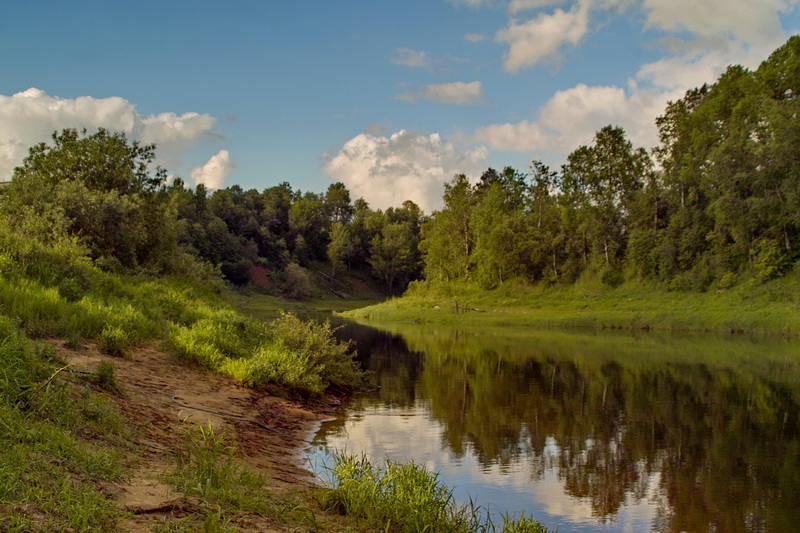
322 453 550 533
341 272 800 336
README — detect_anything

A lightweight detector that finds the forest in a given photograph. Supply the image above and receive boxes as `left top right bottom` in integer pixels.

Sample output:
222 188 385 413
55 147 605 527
3 37 799 300
178 37 800 294
407 35 800 293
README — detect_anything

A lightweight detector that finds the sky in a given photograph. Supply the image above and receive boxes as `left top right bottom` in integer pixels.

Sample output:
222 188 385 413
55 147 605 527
1 1 799 213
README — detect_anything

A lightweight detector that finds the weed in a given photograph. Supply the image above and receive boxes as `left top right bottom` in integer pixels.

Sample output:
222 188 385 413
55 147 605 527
169 422 270 513
99 324 129 357
322 452 552 533
94 361 121 394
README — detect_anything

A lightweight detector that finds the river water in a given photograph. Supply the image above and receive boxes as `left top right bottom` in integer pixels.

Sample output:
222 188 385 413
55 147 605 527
306 321 800 532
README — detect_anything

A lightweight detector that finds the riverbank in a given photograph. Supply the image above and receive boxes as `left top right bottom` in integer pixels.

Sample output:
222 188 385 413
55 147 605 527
339 273 800 336
51 339 342 532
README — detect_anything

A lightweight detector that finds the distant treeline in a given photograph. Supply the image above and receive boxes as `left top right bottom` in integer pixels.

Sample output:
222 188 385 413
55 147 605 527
171 180 424 293
2 37 798 295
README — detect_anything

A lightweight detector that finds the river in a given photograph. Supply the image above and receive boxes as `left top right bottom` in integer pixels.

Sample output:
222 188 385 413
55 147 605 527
306 321 800 532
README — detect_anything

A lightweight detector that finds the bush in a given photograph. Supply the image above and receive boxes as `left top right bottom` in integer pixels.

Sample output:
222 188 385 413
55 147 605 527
268 312 360 391
283 262 312 300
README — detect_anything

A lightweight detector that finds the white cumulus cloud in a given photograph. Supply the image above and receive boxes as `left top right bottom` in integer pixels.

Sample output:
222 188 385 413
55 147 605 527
398 81 484 104
496 2 591 73
642 0 795 47
324 130 489 212
190 150 233 189
474 0 799 163
474 83 674 157
0 88 221 181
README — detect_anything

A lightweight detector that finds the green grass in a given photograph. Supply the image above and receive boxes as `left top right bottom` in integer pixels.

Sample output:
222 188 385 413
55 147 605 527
0 220 363 395
322 453 550 533
0 316 131 532
169 422 271 514
340 272 800 336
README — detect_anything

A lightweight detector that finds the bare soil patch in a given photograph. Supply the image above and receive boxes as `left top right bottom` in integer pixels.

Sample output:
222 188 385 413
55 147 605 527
52 340 336 531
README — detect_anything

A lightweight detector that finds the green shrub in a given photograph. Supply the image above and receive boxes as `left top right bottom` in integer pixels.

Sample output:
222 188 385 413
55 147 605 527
268 312 360 390
222 342 324 392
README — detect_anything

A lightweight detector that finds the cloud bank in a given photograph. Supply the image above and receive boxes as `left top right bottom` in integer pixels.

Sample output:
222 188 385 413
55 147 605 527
324 130 488 212
0 88 228 187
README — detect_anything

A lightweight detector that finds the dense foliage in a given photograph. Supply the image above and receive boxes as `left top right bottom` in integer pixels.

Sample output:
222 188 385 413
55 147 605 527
421 37 800 291
172 179 424 292
0 128 187 273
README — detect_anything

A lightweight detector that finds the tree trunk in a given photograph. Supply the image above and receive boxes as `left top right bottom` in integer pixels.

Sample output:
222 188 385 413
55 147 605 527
552 250 559 281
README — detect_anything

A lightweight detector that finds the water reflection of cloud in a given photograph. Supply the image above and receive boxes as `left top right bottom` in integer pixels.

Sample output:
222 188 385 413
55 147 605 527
309 402 660 532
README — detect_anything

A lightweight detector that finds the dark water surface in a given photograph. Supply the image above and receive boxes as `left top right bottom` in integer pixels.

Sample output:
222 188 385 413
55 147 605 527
307 321 800 532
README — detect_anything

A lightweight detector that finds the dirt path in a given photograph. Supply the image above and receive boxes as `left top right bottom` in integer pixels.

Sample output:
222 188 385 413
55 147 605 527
53 340 336 532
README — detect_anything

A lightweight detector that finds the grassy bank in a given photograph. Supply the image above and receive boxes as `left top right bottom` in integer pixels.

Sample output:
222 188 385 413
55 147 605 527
340 272 800 335
0 317 130 531
322 453 550 533
0 224 555 530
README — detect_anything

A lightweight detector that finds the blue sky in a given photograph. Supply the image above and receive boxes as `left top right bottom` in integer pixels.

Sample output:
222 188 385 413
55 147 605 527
2 1 799 212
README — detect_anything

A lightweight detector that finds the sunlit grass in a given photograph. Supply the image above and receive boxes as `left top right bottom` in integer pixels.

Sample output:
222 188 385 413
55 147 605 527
341 272 800 336
322 452 550 533
0 316 129 531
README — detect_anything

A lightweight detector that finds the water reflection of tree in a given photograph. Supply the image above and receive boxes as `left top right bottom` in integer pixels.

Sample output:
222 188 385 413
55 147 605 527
355 326 800 532
335 323 424 409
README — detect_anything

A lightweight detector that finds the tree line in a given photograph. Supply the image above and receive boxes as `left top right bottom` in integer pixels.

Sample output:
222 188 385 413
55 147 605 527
422 36 800 290
2 37 798 295
0 128 425 295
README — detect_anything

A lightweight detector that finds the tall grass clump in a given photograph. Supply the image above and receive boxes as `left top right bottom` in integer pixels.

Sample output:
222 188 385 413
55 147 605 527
322 453 551 533
169 422 269 513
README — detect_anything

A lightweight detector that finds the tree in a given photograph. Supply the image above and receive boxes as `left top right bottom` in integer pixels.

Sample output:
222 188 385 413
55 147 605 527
420 175 476 282
289 192 329 263
369 222 417 292
0 128 178 270
325 182 355 224
327 221 358 274
561 126 648 270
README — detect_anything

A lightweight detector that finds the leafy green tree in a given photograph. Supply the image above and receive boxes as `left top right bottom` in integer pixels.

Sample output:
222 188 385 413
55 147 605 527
561 126 648 271
327 221 359 274
289 192 329 263
325 182 355 224
420 175 476 282
0 128 179 271
370 223 417 292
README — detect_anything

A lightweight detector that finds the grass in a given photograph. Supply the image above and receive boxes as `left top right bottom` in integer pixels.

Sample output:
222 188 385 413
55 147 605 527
0 221 363 395
321 452 551 533
169 422 271 514
0 316 131 532
340 272 800 336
